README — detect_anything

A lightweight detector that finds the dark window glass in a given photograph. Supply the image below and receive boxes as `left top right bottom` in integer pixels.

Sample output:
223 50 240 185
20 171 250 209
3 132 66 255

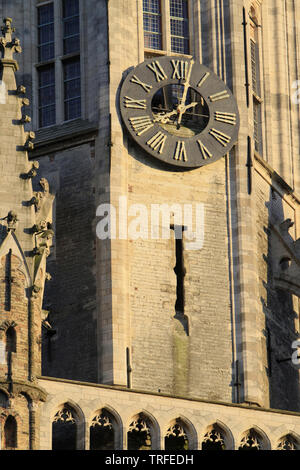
170 0 189 54
38 3 54 62
6 327 16 353
64 57 81 120
4 416 17 449
253 98 262 154
63 0 80 54
38 64 56 128
143 0 162 50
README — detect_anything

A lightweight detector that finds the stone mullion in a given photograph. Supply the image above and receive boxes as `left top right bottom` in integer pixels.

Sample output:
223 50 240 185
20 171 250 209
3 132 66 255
228 0 267 407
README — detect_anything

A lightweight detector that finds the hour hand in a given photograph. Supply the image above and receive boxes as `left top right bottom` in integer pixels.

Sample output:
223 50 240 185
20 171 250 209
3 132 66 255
153 109 177 124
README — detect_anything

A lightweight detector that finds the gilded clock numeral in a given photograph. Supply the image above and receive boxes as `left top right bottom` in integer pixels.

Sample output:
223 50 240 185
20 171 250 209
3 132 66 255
129 115 154 136
209 128 231 146
130 75 152 93
147 60 167 82
171 60 188 80
174 141 188 162
209 90 230 102
197 139 213 160
124 96 147 109
147 131 167 154
197 72 210 88
214 111 236 125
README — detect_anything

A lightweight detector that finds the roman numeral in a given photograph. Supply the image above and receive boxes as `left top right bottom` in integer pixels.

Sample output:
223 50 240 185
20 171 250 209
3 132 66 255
174 141 188 162
209 128 231 146
129 115 154 136
147 131 167 154
197 72 210 88
171 60 188 80
147 61 167 82
124 96 147 109
130 75 152 93
209 90 230 102
197 139 213 160
214 111 236 125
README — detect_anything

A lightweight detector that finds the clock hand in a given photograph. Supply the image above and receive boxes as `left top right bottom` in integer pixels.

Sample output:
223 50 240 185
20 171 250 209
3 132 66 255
180 59 194 107
176 60 195 129
153 109 177 123
176 101 198 129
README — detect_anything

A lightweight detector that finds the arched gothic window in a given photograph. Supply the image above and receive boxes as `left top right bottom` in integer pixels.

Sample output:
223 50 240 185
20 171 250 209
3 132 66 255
127 416 152 450
52 405 77 450
165 422 189 450
238 428 263 451
4 415 17 449
201 426 226 450
277 435 299 451
90 410 115 450
6 327 16 353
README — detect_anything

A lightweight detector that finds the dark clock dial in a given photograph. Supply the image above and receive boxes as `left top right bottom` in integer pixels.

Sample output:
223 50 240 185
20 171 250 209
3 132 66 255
119 56 240 168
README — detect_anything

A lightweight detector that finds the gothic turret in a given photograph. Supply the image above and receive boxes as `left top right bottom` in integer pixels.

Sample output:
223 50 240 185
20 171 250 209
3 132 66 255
0 18 54 450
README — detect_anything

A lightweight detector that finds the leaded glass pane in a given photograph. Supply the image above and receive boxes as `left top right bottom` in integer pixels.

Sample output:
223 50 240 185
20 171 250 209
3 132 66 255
38 64 56 128
143 0 162 50
64 58 81 120
63 0 80 54
38 3 54 61
170 0 189 54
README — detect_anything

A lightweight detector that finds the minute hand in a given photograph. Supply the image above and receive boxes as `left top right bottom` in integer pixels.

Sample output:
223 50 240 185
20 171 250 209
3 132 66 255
180 59 194 107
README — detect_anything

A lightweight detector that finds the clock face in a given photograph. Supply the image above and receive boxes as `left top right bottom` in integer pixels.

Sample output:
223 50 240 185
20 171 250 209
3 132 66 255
119 56 240 168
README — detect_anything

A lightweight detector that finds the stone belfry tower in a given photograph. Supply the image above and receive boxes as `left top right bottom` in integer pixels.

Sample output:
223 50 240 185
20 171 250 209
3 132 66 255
0 18 54 450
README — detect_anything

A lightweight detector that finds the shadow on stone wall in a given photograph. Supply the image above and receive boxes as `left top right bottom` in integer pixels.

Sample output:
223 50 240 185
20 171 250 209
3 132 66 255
263 182 300 412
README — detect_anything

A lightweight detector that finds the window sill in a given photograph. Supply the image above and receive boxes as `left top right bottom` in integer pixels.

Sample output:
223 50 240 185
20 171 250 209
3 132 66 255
29 119 98 158
144 48 192 59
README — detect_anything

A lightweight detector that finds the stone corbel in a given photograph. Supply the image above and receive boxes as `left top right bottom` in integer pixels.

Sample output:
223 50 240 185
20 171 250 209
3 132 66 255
22 160 39 179
271 218 300 297
24 131 35 151
20 114 31 125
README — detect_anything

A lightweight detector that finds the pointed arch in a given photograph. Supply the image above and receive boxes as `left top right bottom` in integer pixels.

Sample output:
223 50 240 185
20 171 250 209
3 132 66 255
238 426 271 450
276 432 300 450
89 406 122 450
4 415 17 449
164 416 197 450
201 421 234 450
51 401 85 450
127 410 160 450
6 326 16 353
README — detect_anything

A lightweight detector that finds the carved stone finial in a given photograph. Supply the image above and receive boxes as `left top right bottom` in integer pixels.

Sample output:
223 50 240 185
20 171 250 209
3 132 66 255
1 18 14 37
0 18 22 64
